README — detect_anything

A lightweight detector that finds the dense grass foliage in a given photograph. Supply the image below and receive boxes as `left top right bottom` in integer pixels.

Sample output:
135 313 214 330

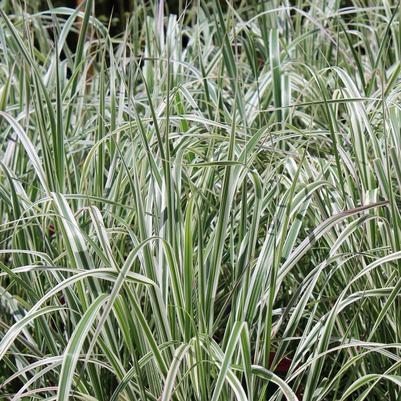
1 0 401 400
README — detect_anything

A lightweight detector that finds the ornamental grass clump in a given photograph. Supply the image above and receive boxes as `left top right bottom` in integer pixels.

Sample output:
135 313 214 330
1 1 401 400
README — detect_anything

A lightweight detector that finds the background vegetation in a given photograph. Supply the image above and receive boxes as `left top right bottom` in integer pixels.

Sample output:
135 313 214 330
1 0 401 400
